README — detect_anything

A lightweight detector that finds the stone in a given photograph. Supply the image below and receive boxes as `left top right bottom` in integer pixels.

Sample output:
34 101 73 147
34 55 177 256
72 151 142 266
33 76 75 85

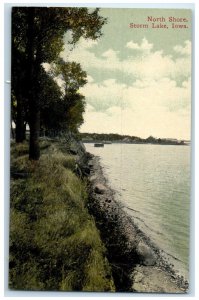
136 241 156 266
90 175 97 182
94 183 107 194
132 265 183 293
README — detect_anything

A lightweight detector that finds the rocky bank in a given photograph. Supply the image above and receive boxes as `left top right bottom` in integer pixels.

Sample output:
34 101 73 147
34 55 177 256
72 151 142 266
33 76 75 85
84 154 189 293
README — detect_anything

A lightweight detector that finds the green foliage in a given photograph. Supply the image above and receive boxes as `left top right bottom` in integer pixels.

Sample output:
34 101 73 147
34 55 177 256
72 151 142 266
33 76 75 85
40 59 87 133
64 93 86 131
83 249 115 292
9 142 115 291
10 142 29 158
66 7 107 44
80 132 141 142
39 68 63 109
12 7 107 152
39 69 86 132
12 7 106 63
79 133 184 145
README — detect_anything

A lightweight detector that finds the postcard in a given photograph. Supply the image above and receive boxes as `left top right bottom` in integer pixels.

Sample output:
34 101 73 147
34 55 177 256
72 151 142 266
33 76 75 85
9 6 192 293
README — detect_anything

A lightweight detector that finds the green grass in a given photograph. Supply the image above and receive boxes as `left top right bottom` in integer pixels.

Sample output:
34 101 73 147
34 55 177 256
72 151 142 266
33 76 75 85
9 141 115 291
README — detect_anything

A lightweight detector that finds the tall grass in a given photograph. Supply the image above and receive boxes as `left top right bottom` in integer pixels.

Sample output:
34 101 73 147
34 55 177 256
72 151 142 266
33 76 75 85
9 141 115 291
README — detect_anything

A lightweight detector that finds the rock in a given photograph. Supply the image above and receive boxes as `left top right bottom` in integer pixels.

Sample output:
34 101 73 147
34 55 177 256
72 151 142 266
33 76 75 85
94 183 108 194
105 199 112 203
90 175 97 182
82 166 90 175
136 241 156 266
69 149 77 155
132 265 184 293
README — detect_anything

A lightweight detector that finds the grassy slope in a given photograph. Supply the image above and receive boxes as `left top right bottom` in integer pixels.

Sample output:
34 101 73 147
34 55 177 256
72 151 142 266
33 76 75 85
9 140 115 291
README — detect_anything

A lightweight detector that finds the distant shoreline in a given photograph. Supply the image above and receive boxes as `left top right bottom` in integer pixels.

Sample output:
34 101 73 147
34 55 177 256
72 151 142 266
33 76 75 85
80 133 190 146
83 141 190 146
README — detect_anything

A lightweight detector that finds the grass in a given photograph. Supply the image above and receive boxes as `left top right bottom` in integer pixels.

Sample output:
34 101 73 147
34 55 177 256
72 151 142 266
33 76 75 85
9 141 115 291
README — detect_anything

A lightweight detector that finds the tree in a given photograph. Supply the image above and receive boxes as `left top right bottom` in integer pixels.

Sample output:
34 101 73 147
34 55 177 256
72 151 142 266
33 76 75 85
49 59 87 93
40 89 86 135
11 43 29 142
64 92 86 132
38 68 63 135
40 58 87 133
12 7 106 160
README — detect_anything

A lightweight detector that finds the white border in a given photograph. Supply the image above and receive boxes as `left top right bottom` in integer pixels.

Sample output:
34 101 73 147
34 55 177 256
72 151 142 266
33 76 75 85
1 1 198 300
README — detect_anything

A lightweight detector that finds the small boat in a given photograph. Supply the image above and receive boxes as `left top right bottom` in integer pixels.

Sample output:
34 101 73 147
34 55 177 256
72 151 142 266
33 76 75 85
94 143 104 147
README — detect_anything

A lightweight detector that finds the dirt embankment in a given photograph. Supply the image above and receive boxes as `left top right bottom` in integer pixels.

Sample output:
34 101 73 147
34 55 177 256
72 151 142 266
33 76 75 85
82 153 189 293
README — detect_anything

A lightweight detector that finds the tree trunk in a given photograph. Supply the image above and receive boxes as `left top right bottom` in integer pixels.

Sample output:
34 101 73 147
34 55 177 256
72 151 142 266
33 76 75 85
11 121 15 140
12 46 26 143
29 110 40 160
15 96 26 142
26 8 41 160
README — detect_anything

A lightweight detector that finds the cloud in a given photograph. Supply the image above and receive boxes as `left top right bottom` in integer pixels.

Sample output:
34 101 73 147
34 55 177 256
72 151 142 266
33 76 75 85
80 78 127 111
61 37 191 139
126 41 139 50
126 37 153 52
102 49 119 59
173 40 191 56
80 76 191 139
81 109 123 135
78 39 98 49
87 75 94 83
80 103 190 139
61 37 191 82
81 76 190 111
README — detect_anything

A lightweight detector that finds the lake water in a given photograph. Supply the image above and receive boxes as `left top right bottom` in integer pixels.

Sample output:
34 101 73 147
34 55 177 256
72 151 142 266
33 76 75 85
84 143 191 279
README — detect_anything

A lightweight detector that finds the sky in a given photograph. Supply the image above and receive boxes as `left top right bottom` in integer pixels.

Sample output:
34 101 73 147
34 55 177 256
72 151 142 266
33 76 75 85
61 8 192 140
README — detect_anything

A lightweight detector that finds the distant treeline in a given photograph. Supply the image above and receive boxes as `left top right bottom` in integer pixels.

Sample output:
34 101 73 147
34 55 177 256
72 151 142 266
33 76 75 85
80 133 187 145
